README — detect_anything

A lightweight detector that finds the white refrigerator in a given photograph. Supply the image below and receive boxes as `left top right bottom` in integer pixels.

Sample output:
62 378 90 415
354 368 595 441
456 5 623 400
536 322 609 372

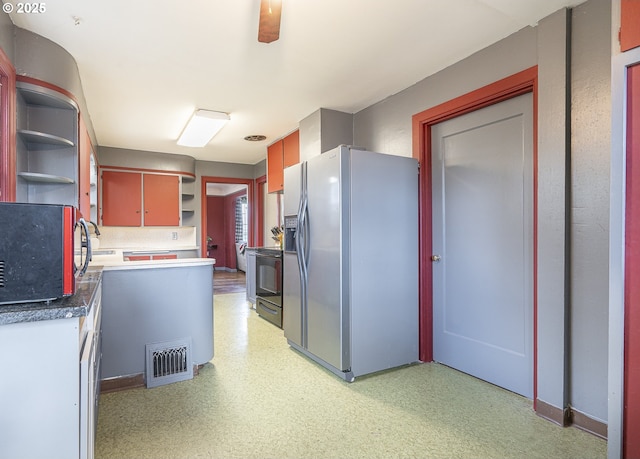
283 145 419 381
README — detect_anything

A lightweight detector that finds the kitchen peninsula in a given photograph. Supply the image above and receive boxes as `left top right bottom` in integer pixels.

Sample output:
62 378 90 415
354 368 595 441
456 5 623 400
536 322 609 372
96 256 215 390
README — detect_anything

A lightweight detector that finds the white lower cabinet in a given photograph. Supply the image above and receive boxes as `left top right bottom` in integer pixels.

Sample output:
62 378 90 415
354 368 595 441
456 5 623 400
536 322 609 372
80 283 102 459
0 281 102 459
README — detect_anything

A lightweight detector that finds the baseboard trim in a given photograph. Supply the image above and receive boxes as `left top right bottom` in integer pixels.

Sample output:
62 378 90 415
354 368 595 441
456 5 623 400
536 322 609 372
100 364 204 394
536 399 570 426
536 399 607 439
100 374 145 393
570 408 608 440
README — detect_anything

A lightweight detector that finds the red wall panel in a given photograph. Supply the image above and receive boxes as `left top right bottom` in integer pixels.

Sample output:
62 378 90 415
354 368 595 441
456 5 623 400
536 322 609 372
207 196 226 266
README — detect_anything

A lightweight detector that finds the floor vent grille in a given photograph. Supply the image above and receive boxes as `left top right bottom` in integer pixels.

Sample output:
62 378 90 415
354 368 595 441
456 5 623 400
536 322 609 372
0 261 4 288
145 338 193 388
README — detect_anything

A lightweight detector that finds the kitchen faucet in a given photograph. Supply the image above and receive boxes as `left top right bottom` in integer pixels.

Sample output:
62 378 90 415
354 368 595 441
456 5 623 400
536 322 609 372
88 221 100 236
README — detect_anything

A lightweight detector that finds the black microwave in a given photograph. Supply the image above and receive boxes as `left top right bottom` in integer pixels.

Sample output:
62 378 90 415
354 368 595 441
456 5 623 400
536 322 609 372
0 202 91 305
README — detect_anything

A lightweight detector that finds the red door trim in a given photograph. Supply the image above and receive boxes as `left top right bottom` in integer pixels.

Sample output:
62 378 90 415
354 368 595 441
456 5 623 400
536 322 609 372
0 47 16 202
624 62 640 459
255 175 267 247
200 176 255 258
412 66 538 397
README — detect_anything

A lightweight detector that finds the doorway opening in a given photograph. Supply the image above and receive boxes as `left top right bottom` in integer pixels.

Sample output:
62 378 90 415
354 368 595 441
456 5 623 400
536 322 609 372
201 176 254 293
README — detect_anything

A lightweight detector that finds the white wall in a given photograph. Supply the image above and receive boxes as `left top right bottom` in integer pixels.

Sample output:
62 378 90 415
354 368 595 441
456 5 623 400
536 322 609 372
263 185 281 247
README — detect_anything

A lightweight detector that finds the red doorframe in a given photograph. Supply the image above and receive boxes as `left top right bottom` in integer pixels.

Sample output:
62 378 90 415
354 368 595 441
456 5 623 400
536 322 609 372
624 62 640 459
255 175 267 247
0 47 15 202
201 176 255 258
411 66 539 392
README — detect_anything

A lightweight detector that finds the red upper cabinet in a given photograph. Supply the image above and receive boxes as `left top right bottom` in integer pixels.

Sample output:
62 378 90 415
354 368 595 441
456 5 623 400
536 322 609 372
621 0 640 52
267 129 299 193
78 116 92 219
102 170 142 226
101 170 180 226
283 130 300 168
143 173 180 226
267 140 284 193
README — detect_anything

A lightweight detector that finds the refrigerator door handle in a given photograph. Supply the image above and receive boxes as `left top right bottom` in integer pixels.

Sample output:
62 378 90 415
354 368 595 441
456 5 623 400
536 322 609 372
300 162 310 271
296 163 309 347
302 202 310 267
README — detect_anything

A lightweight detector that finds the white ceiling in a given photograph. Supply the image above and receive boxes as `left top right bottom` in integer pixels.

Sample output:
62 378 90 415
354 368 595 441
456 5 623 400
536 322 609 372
8 0 583 165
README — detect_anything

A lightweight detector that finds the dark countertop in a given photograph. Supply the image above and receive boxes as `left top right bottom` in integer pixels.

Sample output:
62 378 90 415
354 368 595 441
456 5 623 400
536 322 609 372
0 266 103 326
252 247 283 256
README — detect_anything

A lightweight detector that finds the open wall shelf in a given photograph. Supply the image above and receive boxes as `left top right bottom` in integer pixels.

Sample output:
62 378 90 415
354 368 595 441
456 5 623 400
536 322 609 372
18 172 75 184
18 129 75 148
16 81 79 206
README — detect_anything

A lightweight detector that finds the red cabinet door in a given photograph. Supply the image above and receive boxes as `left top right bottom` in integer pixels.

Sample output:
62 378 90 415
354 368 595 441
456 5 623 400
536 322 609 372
78 116 92 219
152 254 178 260
283 130 299 168
143 174 180 226
267 141 284 193
125 255 151 261
102 170 142 226
621 0 640 52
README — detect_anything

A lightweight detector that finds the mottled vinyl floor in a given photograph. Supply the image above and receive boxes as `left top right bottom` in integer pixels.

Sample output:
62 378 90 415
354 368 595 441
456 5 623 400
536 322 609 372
95 292 606 459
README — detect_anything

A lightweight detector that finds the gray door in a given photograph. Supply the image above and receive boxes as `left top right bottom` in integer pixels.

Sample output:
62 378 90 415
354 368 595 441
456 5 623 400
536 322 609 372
432 93 534 398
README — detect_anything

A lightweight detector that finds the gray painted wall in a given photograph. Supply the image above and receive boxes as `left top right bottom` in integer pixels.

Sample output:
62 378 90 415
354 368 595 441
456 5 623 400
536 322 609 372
299 108 354 161
13 27 97 145
0 8 14 62
570 0 611 422
353 0 610 423
254 159 266 178
354 27 537 158
0 21 94 141
98 146 195 174
536 8 571 419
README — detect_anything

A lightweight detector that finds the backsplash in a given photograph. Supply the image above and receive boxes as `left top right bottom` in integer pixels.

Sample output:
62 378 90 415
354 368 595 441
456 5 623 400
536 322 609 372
94 226 197 250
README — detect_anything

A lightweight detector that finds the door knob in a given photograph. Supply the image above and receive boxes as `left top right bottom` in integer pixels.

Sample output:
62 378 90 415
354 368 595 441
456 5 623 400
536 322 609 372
431 255 441 262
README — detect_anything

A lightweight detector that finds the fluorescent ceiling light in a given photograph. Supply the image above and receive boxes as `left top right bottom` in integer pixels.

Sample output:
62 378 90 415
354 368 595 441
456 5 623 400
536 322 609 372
177 109 230 147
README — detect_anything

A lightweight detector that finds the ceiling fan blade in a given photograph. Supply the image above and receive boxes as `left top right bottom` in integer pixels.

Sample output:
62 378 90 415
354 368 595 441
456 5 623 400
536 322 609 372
258 0 282 43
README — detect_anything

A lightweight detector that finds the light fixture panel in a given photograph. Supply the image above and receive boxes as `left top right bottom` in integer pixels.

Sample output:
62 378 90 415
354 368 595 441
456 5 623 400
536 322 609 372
177 109 230 147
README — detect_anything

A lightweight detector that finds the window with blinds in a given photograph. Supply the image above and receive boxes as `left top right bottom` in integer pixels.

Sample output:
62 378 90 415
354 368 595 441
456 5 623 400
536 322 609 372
235 196 248 242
